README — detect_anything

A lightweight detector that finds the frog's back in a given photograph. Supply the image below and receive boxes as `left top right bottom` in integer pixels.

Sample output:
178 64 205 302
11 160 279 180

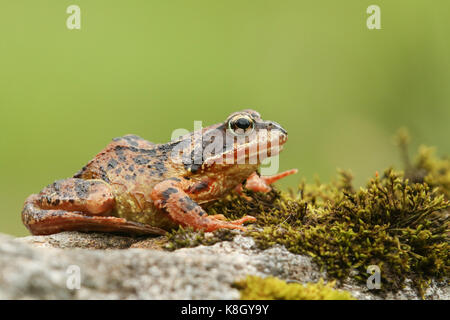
74 134 183 185
73 135 184 228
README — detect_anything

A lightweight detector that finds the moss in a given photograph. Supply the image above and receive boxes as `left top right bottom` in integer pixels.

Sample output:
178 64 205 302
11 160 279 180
233 276 355 300
249 169 448 292
396 128 450 199
165 133 450 296
164 226 236 251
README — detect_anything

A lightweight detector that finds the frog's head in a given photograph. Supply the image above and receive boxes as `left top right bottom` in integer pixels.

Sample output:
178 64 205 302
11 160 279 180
172 109 288 173
223 109 288 159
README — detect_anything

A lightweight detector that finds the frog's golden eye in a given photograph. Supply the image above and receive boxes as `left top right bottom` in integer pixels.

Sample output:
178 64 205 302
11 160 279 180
228 115 255 136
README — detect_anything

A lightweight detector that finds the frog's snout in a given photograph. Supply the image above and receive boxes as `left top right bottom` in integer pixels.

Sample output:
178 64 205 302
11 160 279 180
269 121 287 136
266 121 288 144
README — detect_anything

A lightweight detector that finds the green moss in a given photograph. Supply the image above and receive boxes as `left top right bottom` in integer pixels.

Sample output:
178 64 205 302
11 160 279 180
233 276 355 300
164 226 236 251
249 169 448 292
396 128 450 199
165 134 450 295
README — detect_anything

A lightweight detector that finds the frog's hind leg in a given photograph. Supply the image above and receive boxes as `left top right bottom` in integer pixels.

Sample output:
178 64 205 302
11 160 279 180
22 178 166 236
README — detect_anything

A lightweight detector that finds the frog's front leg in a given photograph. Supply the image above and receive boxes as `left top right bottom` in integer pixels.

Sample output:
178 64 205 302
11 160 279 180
22 178 166 235
235 169 298 199
151 178 256 232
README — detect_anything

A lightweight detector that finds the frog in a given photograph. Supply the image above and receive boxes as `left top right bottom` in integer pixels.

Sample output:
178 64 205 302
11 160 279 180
22 109 297 235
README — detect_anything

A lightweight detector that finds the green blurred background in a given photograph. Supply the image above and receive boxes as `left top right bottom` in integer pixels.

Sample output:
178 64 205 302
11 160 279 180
1 1 449 236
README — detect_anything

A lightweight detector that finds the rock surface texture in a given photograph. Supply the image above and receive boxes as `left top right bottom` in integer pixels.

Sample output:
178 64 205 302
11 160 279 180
0 232 448 299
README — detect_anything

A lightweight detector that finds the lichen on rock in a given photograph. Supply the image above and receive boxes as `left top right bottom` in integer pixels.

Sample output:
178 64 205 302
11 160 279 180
233 276 355 300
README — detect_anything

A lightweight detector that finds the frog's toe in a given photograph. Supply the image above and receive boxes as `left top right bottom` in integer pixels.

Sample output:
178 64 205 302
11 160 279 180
208 214 227 221
243 169 298 194
203 222 247 232
228 215 257 225
202 215 256 232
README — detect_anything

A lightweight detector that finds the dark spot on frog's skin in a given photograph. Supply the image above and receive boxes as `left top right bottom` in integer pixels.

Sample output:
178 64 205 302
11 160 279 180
107 159 118 170
133 155 150 165
75 181 89 199
167 177 181 182
73 167 85 178
53 199 60 206
181 196 197 212
125 174 136 181
115 167 122 175
52 181 61 192
123 135 139 147
128 165 135 172
191 181 209 193
69 199 75 204
184 163 202 174
99 166 110 183
153 142 183 161
153 161 167 174
176 197 203 215
158 153 169 162
203 123 229 152
183 176 190 180
161 187 178 200
114 146 127 162
157 141 181 153
146 164 157 176
245 111 259 119
138 168 145 174
182 147 204 174
127 135 141 140
139 149 157 156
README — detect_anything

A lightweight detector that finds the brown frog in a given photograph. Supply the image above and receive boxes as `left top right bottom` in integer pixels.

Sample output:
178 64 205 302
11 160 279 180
22 109 297 235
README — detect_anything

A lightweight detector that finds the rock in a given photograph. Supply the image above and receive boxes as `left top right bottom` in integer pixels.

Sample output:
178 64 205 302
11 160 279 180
1 232 448 299
18 231 143 249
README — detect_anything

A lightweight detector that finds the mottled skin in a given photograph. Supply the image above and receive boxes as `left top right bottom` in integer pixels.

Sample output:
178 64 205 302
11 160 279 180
22 110 297 235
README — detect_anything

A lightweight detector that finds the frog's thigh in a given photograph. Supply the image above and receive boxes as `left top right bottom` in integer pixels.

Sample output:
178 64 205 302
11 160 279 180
38 178 115 214
22 179 166 236
151 178 256 232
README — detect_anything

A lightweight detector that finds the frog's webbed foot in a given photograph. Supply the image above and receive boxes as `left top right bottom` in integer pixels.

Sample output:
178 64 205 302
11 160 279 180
22 178 165 236
151 179 256 232
235 169 298 199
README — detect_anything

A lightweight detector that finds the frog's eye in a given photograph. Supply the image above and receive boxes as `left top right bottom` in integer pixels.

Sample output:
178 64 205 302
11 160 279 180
228 115 255 136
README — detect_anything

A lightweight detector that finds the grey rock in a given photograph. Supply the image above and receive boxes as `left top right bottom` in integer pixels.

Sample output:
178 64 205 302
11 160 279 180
18 231 142 249
1 232 448 300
